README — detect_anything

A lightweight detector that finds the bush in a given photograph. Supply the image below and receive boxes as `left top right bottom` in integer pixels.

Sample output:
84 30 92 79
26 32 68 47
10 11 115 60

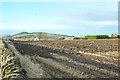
117 35 120 38
96 35 110 39
59 37 65 40
74 37 80 39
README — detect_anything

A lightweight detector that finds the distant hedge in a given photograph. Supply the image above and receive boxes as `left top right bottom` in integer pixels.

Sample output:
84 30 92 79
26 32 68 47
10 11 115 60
85 35 110 39
96 35 110 39
85 35 98 39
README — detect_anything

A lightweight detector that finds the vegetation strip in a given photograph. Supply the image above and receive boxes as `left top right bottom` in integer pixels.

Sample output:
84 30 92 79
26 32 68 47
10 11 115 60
34 56 90 78
77 51 118 61
50 53 118 77
77 51 118 66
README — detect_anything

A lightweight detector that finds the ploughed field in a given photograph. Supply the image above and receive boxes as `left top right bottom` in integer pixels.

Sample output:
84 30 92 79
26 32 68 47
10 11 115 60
12 40 118 78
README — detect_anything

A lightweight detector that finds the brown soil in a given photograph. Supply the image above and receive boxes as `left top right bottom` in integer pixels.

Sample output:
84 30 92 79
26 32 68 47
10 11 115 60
11 40 118 78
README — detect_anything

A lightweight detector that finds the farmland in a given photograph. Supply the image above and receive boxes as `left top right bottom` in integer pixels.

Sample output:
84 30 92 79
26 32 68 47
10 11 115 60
10 39 118 78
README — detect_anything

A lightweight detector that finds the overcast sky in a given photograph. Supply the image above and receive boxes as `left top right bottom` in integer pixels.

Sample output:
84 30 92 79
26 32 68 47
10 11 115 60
0 1 118 36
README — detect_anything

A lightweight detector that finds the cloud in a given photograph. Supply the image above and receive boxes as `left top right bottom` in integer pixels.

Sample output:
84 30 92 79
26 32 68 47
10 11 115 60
53 11 117 27
1 24 73 30
61 10 117 22
1 2 118 35
0 0 118 2
0 3 2 34
87 21 117 26
52 2 117 31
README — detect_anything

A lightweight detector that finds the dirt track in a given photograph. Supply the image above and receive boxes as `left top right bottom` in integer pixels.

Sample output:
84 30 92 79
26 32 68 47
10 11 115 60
9 40 119 78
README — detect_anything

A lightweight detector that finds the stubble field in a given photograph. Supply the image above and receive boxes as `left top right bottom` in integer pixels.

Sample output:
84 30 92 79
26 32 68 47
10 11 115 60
12 39 119 78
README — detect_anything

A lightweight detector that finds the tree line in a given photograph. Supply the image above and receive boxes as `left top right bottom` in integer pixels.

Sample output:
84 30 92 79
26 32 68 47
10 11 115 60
85 35 120 39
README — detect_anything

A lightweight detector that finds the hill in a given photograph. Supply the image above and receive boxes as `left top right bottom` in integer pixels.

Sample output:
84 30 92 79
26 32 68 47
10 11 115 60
10 32 73 40
0 34 11 40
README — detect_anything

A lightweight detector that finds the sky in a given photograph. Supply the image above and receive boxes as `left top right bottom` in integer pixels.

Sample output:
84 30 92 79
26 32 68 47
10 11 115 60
0 1 118 36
